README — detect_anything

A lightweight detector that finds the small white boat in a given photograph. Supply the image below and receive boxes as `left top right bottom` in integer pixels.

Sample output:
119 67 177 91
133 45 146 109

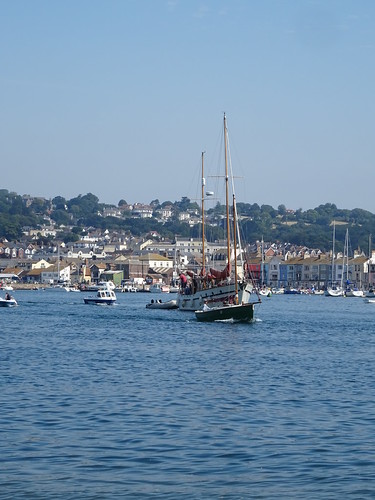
84 287 117 305
146 299 178 309
81 281 116 292
1 285 13 291
345 289 364 298
149 283 170 293
325 287 344 297
0 295 18 307
122 285 138 292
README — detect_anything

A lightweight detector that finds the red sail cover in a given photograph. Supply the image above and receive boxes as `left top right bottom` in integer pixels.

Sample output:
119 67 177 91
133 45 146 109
209 263 230 280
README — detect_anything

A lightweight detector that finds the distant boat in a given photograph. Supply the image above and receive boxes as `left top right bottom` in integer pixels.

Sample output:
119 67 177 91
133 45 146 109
325 286 344 297
259 288 272 297
1 284 13 291
83 284 117 305
342 229 364 297
81 281 116 292
325 222 344 297
146 299 178 310
284 288 301 295
149 283 170 293
345 287 364 298
0 294 17 307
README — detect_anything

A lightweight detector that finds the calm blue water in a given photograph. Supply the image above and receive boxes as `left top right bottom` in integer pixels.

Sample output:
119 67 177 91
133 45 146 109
1 290 375 499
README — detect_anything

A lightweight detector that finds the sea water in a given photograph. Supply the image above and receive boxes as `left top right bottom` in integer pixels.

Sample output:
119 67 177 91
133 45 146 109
1 290 375 499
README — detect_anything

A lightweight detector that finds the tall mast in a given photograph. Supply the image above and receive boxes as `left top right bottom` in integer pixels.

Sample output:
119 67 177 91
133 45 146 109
224 113 231 267
57 243 60 283
233 194 238 304
201 151 205 276
261 236 264 286
331 221 335 285
369 234 372 288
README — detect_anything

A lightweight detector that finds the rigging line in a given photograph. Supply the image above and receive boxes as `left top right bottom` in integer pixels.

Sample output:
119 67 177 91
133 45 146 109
226 124 245 270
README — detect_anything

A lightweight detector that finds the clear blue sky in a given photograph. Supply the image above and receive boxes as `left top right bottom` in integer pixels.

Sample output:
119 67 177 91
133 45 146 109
1 0 375 211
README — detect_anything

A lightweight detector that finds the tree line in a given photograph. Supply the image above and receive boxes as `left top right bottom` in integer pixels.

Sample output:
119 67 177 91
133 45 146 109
0 189 374 254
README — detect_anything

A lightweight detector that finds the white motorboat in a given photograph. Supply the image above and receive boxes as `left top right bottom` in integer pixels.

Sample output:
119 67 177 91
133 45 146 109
83 286 117 305
1 285 13 291
0 294 18 307
81 281 116 292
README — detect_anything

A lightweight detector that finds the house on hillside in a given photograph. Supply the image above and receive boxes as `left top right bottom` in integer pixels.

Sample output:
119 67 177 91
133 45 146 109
156 206 173 220
100 270 124 287
90 262 107 282
31 259 52 270
40 262 71 284
132 204 153 218
139 253 174 271
116 257 146 282
24 268 44 284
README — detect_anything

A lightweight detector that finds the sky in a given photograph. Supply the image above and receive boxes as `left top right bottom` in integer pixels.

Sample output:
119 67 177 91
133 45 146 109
1 0 375 212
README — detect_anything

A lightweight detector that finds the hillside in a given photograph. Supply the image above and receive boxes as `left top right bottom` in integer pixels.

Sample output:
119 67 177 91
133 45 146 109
0 190 374 253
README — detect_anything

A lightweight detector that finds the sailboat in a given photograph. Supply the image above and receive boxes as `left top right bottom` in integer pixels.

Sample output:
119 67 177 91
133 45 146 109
195 194 258 322
325 221 344 297
343 229 364 297
183 114 260 322
258 236 272 297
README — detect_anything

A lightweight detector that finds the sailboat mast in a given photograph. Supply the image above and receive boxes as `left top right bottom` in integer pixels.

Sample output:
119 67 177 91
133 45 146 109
57 243 60 284
369 234 372 288
261 236 264 286
201 151 205 276
345 228 349 283
233 194 238 304
223 113 231 266
331 221 336 285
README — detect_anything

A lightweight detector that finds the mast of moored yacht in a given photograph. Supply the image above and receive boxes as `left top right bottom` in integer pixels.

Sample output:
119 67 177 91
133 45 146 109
233 194 238 304
223 113 231 270
331 221 336 287
369 234 372 289
201 151 206 276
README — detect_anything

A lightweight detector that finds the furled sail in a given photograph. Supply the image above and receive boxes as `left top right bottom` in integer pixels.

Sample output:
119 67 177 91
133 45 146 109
209 263 231 280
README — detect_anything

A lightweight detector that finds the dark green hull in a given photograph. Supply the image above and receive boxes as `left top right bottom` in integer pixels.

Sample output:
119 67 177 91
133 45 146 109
195 303 255 322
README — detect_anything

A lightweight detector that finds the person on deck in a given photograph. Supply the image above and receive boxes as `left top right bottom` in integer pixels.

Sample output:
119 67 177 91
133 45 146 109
180 273 187 289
